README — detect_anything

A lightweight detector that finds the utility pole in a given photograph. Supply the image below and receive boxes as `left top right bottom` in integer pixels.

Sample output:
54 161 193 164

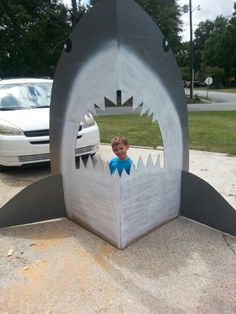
71 0 78 28
189 0 194 101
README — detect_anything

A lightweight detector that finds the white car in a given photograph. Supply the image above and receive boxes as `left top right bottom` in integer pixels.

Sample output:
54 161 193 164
0 78 100 170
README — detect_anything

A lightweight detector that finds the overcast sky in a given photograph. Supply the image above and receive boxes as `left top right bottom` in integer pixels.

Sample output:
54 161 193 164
178 0 235 41
62 0 235 41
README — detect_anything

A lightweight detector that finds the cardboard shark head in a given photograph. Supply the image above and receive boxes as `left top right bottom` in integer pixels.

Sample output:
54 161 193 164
48 0 188 248
0 0 235 246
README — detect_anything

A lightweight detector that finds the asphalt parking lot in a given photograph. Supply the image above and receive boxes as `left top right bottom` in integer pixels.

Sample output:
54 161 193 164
0 145 236 313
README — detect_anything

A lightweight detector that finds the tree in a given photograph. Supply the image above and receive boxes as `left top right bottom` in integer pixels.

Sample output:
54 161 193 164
194 20 215 49
176 41 190 67
137 0 182 53
89 0 183 54
201 16 235 85
0 0 71 77
0 0 184 78
70 0 88 27
176 41 191 81
228 2 236 84
188 2 236 87
193 20 214 72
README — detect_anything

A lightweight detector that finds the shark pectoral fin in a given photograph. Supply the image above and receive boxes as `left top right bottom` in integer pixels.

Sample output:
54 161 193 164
0 175 66 228
180 171 236 236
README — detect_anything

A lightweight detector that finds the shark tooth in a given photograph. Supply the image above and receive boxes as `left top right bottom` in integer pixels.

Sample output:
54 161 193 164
94 156 104 172
84 110 92 119
112 168 120 180
104 161 111 174
95 99 105 111
147 107 154 118
140 103 150 116
88 104 97 116
121 90 132 106
105 97 117 107
76 111 85 123
79 157 86 171
155 155 161 168
132 97 143 111
121 169 129 179
80 114 87 126
105 90 117 105
147 154 154 168
129 163 136 175
137 156 145 172
123 96 133 107
152 112 159 123
86 155 94 171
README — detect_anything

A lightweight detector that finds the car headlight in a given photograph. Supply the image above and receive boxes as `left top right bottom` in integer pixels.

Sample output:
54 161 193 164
0 120 24 136
83 114 95 129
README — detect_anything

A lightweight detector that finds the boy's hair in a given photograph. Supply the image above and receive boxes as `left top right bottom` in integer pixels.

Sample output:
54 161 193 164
111 136 128 148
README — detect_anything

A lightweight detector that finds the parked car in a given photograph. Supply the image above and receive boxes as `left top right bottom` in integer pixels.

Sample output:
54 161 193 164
193 81 205 88
183 80 206 88
0 78 100 170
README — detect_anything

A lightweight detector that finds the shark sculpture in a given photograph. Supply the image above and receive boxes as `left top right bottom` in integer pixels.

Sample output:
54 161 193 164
0 0 235 248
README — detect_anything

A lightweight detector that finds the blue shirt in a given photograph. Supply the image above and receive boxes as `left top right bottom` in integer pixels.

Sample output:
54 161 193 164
109 157 132 176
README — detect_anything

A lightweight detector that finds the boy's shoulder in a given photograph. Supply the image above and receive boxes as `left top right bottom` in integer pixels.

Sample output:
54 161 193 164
109 157 119 164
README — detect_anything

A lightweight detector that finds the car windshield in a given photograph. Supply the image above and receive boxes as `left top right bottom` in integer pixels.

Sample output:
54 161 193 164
0 82 52 110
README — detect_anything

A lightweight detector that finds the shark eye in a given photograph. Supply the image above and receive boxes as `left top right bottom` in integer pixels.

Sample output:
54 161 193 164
64 38 72 53
163 38 169 52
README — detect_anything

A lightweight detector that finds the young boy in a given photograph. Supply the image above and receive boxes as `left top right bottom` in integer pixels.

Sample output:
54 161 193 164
109 136 132 176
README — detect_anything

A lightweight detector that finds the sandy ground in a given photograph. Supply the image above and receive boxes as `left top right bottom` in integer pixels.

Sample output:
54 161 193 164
0 145 235 314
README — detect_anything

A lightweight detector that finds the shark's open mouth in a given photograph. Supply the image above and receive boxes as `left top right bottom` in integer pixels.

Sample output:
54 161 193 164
75 91 165 172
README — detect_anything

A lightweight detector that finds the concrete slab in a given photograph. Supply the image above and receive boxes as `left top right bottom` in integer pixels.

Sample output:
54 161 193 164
0 146 236 313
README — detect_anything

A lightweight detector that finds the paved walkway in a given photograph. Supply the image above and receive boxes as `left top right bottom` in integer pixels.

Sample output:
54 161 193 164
0 146 236 313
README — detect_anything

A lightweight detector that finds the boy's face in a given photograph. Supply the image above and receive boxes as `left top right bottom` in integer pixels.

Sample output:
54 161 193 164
112 143 129 160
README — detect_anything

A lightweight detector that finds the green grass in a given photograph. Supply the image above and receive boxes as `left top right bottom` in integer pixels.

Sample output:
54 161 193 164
188 112 236 155
96 115 163 149
95 112 236 155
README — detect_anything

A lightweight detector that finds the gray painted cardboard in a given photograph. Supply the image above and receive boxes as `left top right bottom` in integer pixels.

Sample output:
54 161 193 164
0 0 235 247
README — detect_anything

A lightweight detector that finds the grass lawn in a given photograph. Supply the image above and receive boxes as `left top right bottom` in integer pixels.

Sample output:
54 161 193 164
95 112 236 155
